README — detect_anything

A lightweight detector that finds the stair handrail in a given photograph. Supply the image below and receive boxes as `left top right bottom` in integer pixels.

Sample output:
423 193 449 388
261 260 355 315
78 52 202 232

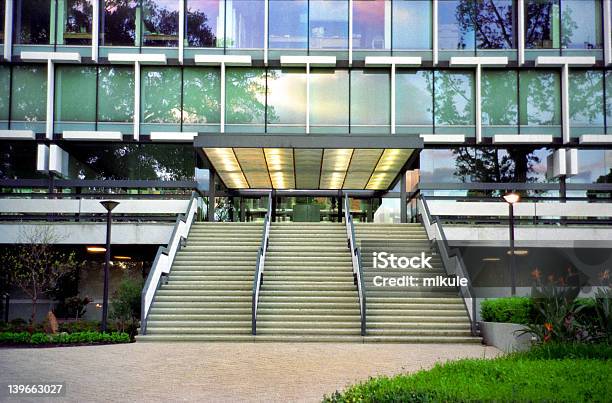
140 192 199 335
252 192 273 335
417 194 477 336
344 195 366 336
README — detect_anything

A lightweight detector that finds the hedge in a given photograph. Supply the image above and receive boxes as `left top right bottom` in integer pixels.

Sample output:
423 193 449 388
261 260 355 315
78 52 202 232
0 331 130 346
480 297 535 324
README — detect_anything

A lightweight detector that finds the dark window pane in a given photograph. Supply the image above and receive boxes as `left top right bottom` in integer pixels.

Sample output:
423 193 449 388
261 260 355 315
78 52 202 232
13 0 52 44
0 66 9 123
61 0 93 45
439 0 475 50
309 0 348 50
353 0 388 50
226 0 264 49
0 1 5 44
186 0 220 47
0 142 44 179
393 0 431 50
102 0 137 46
269 0 307 49
525 0 560 49
476 0 514 49
142 0 179 47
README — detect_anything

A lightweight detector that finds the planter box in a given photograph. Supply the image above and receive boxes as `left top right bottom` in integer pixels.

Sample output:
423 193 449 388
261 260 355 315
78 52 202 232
479 321 533 353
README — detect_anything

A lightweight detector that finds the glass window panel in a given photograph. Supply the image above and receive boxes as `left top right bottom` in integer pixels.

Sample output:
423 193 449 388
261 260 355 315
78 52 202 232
481 70 518 125
97 66 134 122
606 71 612 128
476 0 514 49
226 0 264 49
396 70 433 126
55 65 96 122
267 68 307 126
310 69 349 128
434 71 475 126
225 68 267 127
142 0 179 47
350 70 390 127
0 1 5 44
393 0 431 50
141 67 181 123
102 0 137 46
0 66 9 122
354 0 389 50
309 0 348 50
519 70 561 126
182 67 221 124
438 0 475 50
525 0 560 49
0 142 45 179
186 0 221 47
61 0 93 45
269 0 307 49
569 70 604 126
561 0 602 49
13 0 52 44
10 65 47 122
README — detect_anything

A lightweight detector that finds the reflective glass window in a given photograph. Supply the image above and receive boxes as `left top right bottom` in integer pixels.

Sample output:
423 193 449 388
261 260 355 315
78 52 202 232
310 69 349 131
60 0 93 45
393 0 431 49
102 0 137 46
13 0 53 44
143 0 179 47
0 66 9 124
438 0 474 50
267 69 307 130
186 0 221 47
354 0 389 50
55 65 97 123
561 0 602 49
182 67 221 125
606 71 612 129
396 70 433 126
481 70 518 125
0 1 5 44
309 0 348 50
525 0 560 49
434 71 475 126
0 142 45 179
226 0 265 49
141 67 181 123
97 66 134 123
350 70 390 130
569 70 604 128
476 0 514 49
10 65 47 123
519 70 561 126
225 68 267 131
269 0 307 49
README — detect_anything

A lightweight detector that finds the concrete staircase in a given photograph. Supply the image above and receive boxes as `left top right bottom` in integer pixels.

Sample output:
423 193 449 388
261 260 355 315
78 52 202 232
255 222 362 342
354 223 481 343
137 222 262 342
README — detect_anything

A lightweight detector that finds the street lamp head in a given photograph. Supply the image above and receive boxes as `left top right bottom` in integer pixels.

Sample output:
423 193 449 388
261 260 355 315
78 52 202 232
503 192 520 205
100 200 120 212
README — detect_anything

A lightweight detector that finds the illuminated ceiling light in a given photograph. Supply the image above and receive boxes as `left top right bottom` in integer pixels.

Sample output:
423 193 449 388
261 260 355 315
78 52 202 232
204 147 249 189
507 250 529 256
113 256 132 260
482 257 501 262
87 246 106 253
265 148 295 189
234 148 272 188
366 149 413 190
344 149 383 189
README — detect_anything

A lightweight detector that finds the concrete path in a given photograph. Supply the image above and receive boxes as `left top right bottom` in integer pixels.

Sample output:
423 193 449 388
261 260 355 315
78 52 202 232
0 343 501 402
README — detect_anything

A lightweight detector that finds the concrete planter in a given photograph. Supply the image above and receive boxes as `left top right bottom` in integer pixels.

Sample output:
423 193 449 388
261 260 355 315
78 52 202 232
479 321 533 353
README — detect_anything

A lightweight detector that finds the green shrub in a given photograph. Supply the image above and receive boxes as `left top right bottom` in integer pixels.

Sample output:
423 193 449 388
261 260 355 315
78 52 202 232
0 331 130 345
512 342 612 360
110 278 143 340
324 357 612 402
480 297 535 324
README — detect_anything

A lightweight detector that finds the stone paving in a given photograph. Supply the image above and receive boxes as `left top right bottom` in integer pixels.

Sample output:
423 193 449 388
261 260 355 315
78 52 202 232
0 343 502 402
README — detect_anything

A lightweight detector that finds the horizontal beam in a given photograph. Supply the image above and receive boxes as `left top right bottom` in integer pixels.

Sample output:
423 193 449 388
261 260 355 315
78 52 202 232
20 51 81 62
420 134 465 144
449 56 508 66
364 56 422 66
194 55 252 66
579 134 612 144
493 134 553 144
62 131 123 141
195 134 424 149
0 130 36 140
107 53 167 64
280 55 337 66
535 56 596 66
149 132 197 142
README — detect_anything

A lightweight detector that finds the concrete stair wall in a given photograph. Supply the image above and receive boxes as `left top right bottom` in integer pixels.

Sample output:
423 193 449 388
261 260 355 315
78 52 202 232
354 223 481 343
137 222 263 342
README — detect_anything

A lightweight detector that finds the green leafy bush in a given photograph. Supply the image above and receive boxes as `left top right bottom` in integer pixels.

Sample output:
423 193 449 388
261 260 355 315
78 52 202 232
324 357 612 402
480 297 535 324
0 331 130 345
110 278 143 340
511 342 612 360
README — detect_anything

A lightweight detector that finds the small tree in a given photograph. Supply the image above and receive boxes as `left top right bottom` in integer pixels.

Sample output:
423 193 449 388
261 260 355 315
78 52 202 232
110 277 142 339
4 226 81 325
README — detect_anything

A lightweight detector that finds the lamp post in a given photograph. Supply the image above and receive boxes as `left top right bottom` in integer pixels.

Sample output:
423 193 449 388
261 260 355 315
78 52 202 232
502 192 520 296
100 200 119 332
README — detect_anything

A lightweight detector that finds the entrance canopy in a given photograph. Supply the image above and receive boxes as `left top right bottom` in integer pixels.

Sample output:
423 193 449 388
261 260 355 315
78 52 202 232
195 134 423 191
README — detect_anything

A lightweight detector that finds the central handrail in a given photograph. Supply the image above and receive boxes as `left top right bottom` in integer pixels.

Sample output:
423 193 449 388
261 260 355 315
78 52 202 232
417 194 477 336
344 195 366 336
252 192 273 335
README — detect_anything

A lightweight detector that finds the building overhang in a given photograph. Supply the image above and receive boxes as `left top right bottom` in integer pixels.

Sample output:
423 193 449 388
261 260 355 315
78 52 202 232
195 134 422 191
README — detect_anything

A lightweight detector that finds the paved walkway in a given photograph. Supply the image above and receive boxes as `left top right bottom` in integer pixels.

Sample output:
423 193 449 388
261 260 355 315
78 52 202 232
0 343 501 402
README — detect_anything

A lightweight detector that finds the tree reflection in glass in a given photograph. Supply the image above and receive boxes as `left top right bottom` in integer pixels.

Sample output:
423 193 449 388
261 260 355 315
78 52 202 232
142 0 179 47
63 0 93 45
102 0 138 46
186 0 219 47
